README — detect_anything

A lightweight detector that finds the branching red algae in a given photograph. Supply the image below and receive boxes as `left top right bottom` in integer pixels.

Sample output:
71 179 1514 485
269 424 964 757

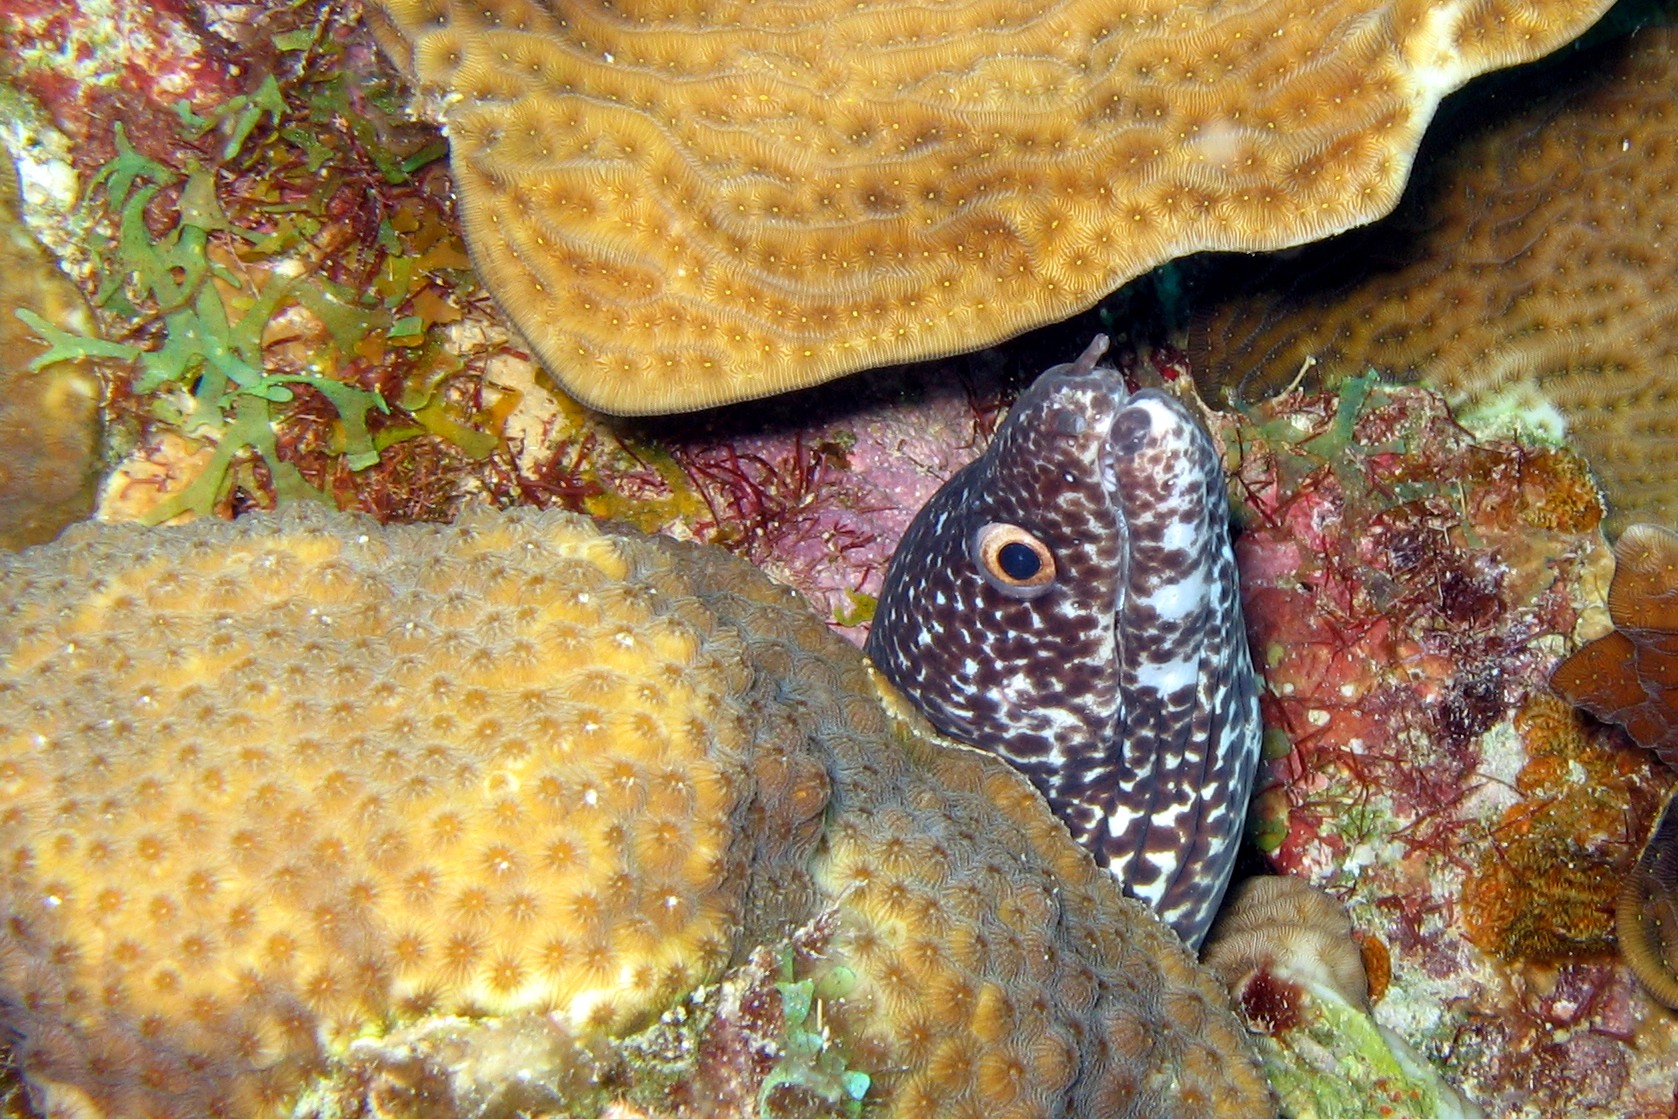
1218 375 1678 1115
1221 378 1603 877
7 0 508 523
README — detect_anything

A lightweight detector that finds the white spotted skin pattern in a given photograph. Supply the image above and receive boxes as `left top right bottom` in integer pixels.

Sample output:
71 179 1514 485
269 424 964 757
864 339 1260 947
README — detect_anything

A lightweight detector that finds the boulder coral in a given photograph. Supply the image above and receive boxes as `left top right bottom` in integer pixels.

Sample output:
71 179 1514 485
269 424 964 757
1618 789 1678 1012
0 155 100 550
0 505 1270 1119
366 0 1611 412
1203 877 1484 1119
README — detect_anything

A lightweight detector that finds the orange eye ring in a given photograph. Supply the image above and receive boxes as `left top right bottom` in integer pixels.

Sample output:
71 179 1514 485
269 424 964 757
972 522 1056 597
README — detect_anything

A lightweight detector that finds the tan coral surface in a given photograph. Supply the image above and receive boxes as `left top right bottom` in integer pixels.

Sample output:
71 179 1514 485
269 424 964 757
0 506 1269 1119
1189 26 1678 530
0 156 99 549
367 0 1610 412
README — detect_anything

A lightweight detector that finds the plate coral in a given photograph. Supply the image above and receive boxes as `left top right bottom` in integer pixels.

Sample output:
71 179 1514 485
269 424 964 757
368 0 1611 411
1189 24 1678 531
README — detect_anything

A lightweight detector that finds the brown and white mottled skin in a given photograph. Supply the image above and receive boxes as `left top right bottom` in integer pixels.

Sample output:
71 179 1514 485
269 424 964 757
865 336 1260 946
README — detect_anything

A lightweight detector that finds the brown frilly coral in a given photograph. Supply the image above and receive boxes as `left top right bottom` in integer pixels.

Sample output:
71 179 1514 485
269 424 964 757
367 0 1609 412
1188 25 1678 530
1551 523 1678 764
0 506 1270 1118
1618 790 1678 1010
1551 523 1678 1010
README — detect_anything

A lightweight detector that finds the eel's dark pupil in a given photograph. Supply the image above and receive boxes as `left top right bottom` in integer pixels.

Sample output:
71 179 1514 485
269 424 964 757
998 541 1042 580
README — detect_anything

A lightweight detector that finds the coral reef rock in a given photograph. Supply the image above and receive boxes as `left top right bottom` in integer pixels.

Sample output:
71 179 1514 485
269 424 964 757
1219 378 1678 1117
1189 24 1678 531
367 0 1610 412
0 505 1270 1119
0 155 99 550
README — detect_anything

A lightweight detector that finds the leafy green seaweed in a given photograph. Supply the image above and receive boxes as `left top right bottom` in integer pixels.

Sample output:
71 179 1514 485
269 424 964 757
758 948 870 1117
15 18 471 522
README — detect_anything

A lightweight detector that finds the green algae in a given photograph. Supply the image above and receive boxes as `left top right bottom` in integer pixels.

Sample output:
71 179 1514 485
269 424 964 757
19 122 385 519
760 948 870 1118
14 8 490 522
1251 978 1480 1119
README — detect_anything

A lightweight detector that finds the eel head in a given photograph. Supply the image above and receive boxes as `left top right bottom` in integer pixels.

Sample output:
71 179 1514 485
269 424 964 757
865 335 1260 946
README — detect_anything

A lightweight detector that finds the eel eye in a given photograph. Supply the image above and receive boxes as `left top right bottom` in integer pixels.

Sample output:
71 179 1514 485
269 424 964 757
972 522 1056 597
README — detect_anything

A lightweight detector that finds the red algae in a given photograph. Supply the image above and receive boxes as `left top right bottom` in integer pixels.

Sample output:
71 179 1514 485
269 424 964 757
6 0 511 524
1217 377 1678 1118
1 0 246 162
1221 382 1596 876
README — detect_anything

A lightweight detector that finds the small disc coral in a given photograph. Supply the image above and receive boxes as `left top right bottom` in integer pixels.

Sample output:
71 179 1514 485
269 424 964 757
0 506 1269 1118
1551 523 1678 765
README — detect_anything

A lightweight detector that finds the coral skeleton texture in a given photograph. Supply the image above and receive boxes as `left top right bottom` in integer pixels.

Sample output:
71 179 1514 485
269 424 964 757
368 0 1611 411
1190 25 1678 531
0 505 1269 1119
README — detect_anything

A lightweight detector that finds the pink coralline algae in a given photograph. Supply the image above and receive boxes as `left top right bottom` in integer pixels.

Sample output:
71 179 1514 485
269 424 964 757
639 359 1029 641
2 0 246 160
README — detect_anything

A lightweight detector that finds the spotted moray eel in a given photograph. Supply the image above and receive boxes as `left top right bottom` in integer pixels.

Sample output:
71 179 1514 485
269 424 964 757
865 335 1261 947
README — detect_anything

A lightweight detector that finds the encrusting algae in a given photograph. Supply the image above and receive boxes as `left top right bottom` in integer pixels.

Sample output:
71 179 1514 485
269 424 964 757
0 505 1270 1119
